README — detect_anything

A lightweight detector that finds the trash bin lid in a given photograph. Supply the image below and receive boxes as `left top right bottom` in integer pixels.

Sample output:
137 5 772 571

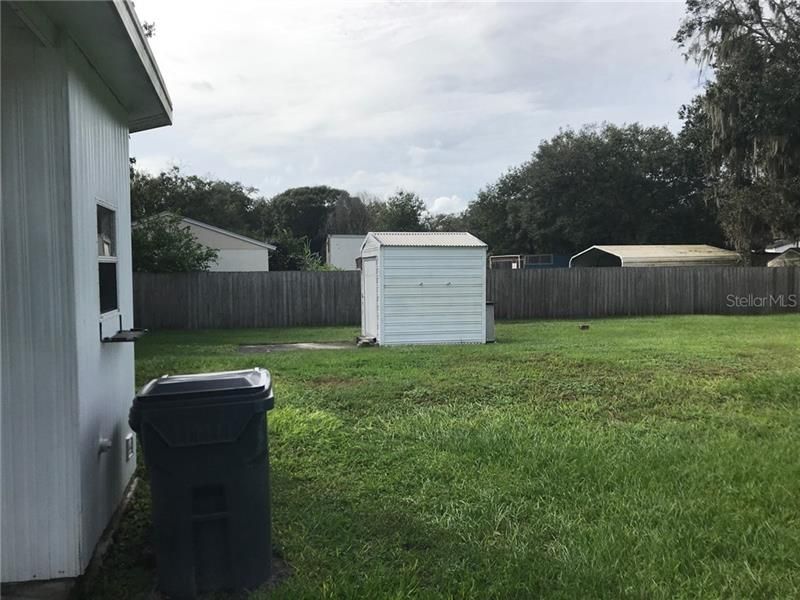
137 368 271 402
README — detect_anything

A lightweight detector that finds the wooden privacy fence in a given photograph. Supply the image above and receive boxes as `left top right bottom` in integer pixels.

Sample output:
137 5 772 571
133 271 360 329
133 267 800 329
487 267 799 320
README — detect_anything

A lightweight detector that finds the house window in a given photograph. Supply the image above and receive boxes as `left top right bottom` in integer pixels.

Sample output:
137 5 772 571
97 205 118 313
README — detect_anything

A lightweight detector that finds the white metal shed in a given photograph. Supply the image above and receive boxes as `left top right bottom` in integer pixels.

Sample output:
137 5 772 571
360 232 487 346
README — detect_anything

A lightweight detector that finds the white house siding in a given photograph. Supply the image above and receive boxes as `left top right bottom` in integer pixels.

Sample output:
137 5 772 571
380 247 486 345
186 222 270 271
66 39 138 571
1 7 82 581
209 249 269 272
327 235 365 270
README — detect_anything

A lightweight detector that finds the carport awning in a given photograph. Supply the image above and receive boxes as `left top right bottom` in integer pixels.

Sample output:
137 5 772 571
570 245 741 267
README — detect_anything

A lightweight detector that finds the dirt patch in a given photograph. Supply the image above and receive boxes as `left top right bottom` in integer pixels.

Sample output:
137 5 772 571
238 342 355 353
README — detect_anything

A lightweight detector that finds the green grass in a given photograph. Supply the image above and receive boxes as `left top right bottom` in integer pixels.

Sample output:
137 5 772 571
84 315 800 599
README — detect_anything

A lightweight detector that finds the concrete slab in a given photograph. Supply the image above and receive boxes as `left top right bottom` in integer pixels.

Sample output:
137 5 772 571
238 342 355 353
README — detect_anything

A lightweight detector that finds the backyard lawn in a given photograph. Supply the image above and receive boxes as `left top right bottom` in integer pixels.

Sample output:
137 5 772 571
84 315 800 599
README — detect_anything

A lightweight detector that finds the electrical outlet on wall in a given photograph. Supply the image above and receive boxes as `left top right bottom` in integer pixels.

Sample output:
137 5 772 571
125 433 135 462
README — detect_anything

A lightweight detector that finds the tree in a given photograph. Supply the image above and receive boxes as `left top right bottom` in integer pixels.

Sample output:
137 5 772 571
326 193 373 234
268 186 349 253
423 212 467 232
131 166 262 239
373 189 426 231
464 123 723 255
463 183 516 253
132 214 218 272
676 0 800 253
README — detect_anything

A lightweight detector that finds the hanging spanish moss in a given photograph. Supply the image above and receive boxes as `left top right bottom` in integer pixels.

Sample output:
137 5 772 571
675 0 800 254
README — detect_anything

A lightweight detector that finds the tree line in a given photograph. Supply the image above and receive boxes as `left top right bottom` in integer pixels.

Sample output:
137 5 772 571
130 173 440 270
132 1 800 271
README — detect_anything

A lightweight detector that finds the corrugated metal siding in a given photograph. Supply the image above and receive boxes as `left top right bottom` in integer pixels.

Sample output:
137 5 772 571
66 39 138 571
1 7 82 581
380 247 486 345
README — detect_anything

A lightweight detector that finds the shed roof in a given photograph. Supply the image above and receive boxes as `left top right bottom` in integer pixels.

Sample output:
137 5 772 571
570 244 740 267
366 232 487 247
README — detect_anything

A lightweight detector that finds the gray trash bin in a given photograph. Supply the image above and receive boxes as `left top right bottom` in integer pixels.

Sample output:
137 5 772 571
130 368 274 599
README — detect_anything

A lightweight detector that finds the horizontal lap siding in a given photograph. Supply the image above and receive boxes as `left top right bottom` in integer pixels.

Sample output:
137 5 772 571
380 247 486 345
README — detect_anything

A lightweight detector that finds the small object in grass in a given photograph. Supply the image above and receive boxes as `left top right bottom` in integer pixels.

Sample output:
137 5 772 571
579 323 590 330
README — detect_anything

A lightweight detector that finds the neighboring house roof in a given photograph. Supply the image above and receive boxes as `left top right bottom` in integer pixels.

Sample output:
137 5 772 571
570 244 741 267
178 216 277 250
327 234 367 239
134 213 277 250
14 0 172 131
767 249 800 267
364 232 487 247
765 239 800 254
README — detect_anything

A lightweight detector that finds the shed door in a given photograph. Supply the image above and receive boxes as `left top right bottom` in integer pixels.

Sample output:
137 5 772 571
362 257 378 337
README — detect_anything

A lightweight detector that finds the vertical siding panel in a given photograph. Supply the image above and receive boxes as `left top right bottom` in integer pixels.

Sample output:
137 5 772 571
1 12 81 580
66 36 138 572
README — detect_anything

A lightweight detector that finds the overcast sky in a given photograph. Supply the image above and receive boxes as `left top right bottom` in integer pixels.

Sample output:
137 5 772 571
130 1 703 214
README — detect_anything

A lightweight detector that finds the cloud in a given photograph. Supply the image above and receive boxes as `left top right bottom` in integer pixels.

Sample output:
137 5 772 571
189 81 214 92
130 1 701 206
133 154 180 175
429 195 467 215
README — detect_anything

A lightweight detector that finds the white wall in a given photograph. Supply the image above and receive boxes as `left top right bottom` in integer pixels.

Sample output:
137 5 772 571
1 7 138 582
186 222 270 271
208 248 269 272
66 38 137 571
327 235 364 270
1 7 82 581
379 247 486 346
